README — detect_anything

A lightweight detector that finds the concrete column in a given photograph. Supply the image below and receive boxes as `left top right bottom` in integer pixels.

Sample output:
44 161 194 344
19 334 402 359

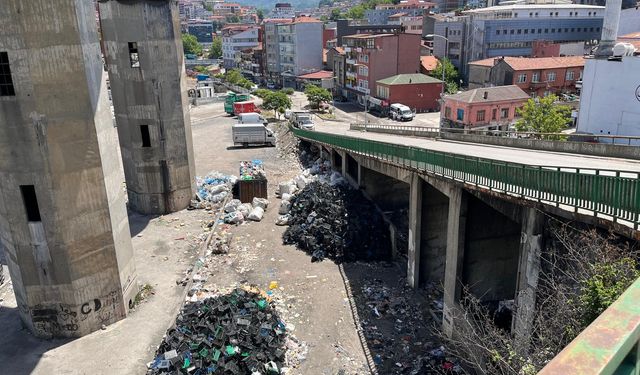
407 173 423 288
513 207 545 348
0 0 138 338
99 0 196 215
443 187 467 336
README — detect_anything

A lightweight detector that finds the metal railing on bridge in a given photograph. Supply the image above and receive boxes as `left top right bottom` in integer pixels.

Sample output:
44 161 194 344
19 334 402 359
291 125 640 374
350 123 640 145
290 126 640 230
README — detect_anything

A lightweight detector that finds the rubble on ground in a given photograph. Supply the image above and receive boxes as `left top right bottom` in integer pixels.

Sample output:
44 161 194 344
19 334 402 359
282 179 391 262
147 287 307 375
193 172 237 209
356 275 462 374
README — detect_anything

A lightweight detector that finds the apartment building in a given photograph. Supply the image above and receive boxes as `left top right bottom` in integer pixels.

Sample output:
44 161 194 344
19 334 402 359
365 0 435 25
187 20 215 46
468 56 585 97
388 15 425 35
221 25 260 68
263 17 323 87
340 33 421 105
433 4 604 78
271 3 295 19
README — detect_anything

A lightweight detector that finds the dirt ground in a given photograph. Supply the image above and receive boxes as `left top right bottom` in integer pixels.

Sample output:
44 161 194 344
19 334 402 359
0 99 441 375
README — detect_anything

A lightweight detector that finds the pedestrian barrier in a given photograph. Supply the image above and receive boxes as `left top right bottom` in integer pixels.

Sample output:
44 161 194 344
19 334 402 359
291 126 640 229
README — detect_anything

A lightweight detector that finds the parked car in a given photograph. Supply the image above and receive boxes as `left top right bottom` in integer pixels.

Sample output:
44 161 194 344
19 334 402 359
299 119 315 131
266 82 276 89
389 103 415 121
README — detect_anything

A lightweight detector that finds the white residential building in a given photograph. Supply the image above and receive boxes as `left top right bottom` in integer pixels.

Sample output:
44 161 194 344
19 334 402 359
264 17 323 87
221 25 260 68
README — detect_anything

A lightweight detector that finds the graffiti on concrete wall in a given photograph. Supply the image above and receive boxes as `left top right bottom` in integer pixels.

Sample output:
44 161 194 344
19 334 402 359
30 290 123 336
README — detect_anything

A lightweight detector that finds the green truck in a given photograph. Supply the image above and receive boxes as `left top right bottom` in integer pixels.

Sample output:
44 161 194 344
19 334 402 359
224 92 251 115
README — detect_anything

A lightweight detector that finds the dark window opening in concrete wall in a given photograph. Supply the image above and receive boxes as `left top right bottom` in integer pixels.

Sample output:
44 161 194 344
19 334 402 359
128 42 140 68
0 52 15 96
20 185 41 222
419 182 449 285
140 125 151 147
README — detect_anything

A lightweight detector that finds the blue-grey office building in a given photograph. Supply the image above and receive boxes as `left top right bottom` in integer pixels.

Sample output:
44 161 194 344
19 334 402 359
433 4 604 78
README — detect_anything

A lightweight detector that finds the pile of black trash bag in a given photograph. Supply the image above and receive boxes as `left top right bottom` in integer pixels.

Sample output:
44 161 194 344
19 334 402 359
283 181 391 262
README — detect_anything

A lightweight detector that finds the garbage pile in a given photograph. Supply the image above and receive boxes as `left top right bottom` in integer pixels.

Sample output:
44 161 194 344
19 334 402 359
282 180 391 262
223 197 270 224
357 277 462 374
239 160 266 181
147 288 306 375
193 172 238 208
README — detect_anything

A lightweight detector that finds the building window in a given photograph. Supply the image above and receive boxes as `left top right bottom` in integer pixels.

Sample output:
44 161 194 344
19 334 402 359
524 29 528 34
366 38 374 49
517 73 527 83
358 65 368 76
535 12 538 16
501 108 509 119
577 28 581 32
140 125 151 147
377 86 389 99
128 42 140 68
596 27 601 32
555 12 558 16
20 185 41 222
571 28 575 32
517 29 522 34
492 108 497 120
496 29 500 35
531 29 535 34
510 29 514 34
456 108 464 121
547 72 556 82
544 29 548 33
476 110 485 122
0 52 15 96
445 106 452 118
551 28 555 33
570 12 573 16
538 28 542 34
566 71 574 80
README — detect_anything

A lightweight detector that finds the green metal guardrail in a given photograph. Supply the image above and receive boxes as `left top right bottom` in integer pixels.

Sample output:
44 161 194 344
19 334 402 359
538 276 640 375
290 126 640 229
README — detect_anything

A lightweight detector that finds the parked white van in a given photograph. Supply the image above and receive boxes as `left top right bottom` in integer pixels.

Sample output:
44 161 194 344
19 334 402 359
238 112 267 125
389 103 415 121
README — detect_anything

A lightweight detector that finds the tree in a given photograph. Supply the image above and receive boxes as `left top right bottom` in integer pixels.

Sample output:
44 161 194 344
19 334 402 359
304 84 332 110
437 223 640 375
262 91 292 119
329 9 343 20
514 95 571 137
429 58 459 94
346 4 366 19
182 33 202 56
257 8 265 21
226 14 240 23
208 37 222 59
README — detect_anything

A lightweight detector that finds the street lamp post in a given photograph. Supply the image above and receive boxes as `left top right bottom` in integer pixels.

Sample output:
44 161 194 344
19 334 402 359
427 34 449 127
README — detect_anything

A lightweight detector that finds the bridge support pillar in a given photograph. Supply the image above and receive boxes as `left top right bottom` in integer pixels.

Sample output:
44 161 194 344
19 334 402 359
407 173 423 288
443 187 468 337
513 207 545 349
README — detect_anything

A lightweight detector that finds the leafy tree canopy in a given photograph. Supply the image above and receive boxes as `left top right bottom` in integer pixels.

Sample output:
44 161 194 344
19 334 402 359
429 58 459 94
304 84 332 108
182 33 203 56
514 94 572 137
208 37 222 59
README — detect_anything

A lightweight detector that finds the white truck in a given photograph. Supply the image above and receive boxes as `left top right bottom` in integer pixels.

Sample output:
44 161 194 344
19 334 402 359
232 124 276 147
238 112 268 125
291 111 315 130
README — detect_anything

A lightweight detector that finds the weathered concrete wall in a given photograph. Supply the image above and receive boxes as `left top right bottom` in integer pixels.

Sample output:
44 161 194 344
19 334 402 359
99 0 195 214
420 183 449 285
359 167 410 211
0 0 137 338
463 195 521 303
